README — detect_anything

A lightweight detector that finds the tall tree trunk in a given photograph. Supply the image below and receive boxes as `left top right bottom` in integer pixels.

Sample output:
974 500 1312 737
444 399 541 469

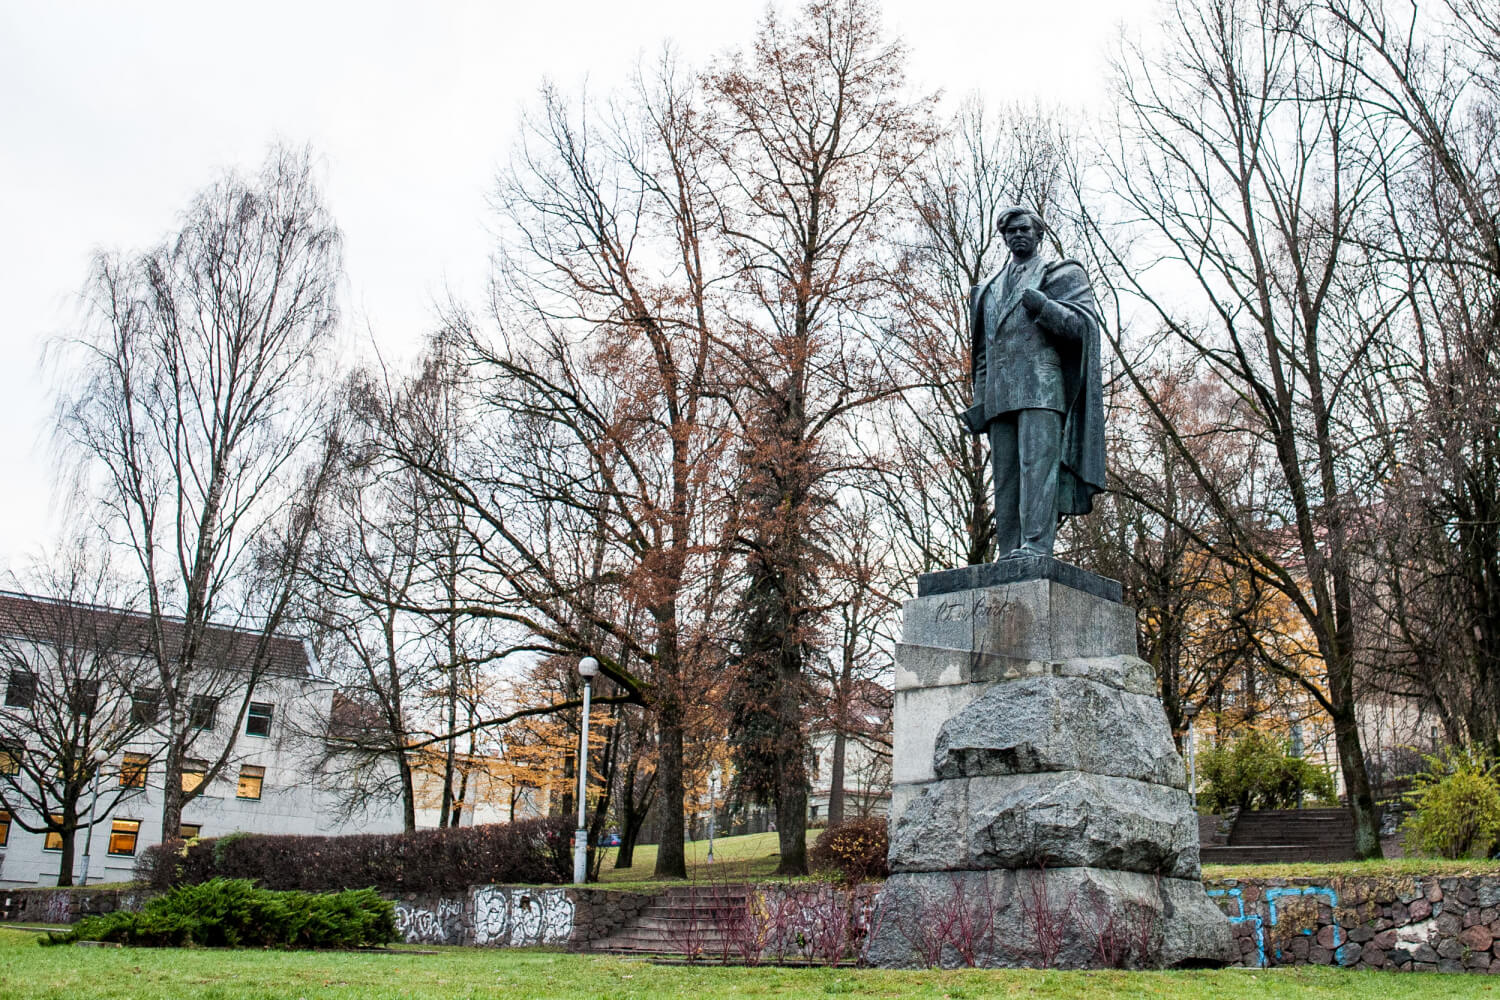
54 829 76 888
161 743 184 843
774 651 808 875
397 754 417 832
827 730 848 827
615 757 640 869
654 696 687 878
1330 662 1382 858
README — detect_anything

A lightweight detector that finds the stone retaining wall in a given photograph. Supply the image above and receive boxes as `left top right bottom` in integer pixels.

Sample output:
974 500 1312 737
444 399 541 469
13 873 1500 973
0 886 144 924
1205 874 1500 973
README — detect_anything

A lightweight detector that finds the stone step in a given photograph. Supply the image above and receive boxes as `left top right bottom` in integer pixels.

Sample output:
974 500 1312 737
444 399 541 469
1226 809 1357 853
1202 844 1356 864
632 915 745 933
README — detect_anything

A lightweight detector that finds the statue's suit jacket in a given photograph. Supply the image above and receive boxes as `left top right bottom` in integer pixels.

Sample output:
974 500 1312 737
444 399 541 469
963 257 1108 517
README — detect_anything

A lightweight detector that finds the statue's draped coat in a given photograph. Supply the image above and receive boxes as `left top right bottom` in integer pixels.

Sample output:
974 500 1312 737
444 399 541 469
964 257 1106 516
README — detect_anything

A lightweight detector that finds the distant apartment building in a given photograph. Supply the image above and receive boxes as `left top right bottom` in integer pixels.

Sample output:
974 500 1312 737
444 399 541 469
0 592 403 887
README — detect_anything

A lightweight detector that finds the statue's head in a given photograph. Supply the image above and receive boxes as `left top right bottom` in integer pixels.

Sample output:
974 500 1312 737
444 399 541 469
996 207 1044 260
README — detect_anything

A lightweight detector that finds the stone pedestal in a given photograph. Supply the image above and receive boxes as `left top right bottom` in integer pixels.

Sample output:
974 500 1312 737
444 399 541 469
867 563 1235 968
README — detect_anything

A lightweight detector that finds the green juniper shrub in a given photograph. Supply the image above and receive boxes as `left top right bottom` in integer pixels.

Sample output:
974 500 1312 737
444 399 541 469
44 878 397 949
809 817 889 884
1197 730 1337 813
1403 745 1500 859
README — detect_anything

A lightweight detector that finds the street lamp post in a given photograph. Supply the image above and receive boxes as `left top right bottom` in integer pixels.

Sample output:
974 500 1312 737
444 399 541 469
706 763 721 864
573 656 599 885
1182 704 1200 812
78 748 109 887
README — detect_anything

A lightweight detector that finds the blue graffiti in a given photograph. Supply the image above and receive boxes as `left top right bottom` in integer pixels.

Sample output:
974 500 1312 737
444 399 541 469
1265 886 1342 963
1207 887 1266 967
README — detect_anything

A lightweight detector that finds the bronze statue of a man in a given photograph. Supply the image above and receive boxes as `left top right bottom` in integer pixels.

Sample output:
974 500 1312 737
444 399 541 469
961 207 1106 559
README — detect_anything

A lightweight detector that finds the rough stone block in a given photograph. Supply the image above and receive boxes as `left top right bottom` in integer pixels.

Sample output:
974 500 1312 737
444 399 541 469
890 771 1199 878
931 674 1186 788
881 573 1226 970
864 867 1236 969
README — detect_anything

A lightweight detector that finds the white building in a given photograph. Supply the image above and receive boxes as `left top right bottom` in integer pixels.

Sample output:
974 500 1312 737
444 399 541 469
807 679 893 825
0 593 403 887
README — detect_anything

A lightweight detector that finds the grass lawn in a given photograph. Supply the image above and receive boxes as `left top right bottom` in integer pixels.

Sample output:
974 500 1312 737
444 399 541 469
596 831 786 886
1202 856 1500 880
0 929 1494 1000
596 831 1500 887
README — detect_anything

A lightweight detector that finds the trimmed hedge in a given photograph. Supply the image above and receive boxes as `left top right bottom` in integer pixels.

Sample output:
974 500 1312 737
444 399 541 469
135 817 573 893
44 879 397 948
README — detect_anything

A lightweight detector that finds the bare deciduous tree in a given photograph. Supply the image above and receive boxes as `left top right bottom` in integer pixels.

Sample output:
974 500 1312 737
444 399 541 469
57 145 343 839
1083 0 1402 855
708 0 937 875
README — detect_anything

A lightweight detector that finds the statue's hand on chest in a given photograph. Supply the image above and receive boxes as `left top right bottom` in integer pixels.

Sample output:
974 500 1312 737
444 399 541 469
1020 287 1047 318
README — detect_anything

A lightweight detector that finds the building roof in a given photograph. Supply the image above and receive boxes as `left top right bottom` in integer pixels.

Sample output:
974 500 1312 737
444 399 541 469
0 591 311 678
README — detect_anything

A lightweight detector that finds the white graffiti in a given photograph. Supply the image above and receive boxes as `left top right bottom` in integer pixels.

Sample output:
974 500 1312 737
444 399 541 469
472 886 575 946
395 898 465 944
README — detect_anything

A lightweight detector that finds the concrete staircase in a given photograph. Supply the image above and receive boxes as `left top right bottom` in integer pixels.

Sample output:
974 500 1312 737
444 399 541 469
584 884 755 958
1199 808 1359 865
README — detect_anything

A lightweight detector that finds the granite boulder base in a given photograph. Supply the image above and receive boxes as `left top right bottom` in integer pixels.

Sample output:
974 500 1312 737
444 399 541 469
868 560 1235 968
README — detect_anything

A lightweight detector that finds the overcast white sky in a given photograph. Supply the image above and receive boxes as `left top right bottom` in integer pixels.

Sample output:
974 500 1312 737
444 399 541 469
0 0 1160 573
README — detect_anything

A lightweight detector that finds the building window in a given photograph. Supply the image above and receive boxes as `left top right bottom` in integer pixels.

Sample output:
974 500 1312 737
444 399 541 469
107 819 141 856
42 815 64 851
236 765 265 801
130 687 160 725
0 810 9 847
68 679 100 717
179 823 201 841
4 670 35 708
181 758 208 794
245 702 273 738
190 695 218 731
120 753 149 789
0 741 21 776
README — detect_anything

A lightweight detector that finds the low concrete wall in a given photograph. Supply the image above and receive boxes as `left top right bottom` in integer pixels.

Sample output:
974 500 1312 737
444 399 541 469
0 882 651 949
0 886 145 924
392 885 652 948
1206 874 1500 973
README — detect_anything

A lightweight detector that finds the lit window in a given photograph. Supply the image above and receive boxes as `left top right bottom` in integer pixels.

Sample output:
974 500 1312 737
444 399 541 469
0 810 9 847
0 742 21 776
120 753 149 789
130 687 160 725
236 765 265 801
68 679 100 717
181 758 208 794
179 823 201 840
107 819 140 856
190 695 218 731
245 702 273 738
42 815 63 851
4 670 35 708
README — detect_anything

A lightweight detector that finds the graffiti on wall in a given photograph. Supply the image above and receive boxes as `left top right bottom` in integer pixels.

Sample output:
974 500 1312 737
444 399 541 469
394 897 466 945
1209 884 1349 967
472 886 575 946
